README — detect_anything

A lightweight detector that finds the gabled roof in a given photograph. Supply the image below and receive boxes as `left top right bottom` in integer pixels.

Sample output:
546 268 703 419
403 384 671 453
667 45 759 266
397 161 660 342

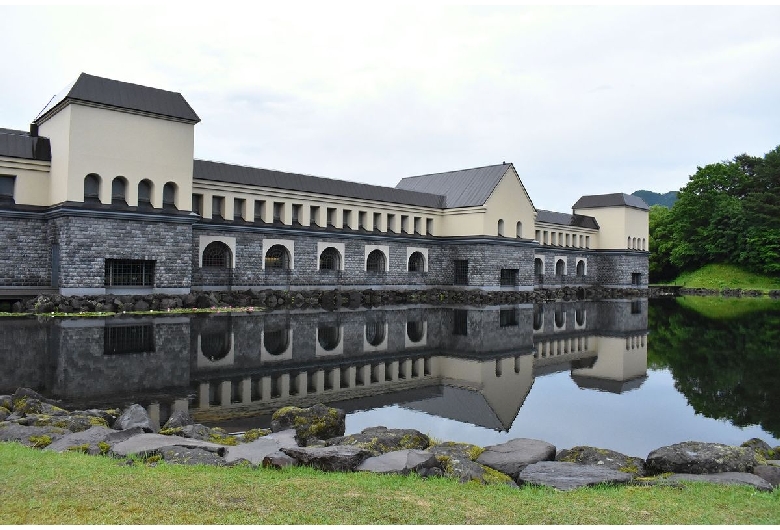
573 193 649 211
34 73 200 125
194 159 446 208
395 163 512 208
0 128 51 161
536 210 599 230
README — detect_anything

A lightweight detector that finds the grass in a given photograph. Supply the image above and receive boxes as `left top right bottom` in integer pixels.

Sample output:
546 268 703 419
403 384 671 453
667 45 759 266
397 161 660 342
676 296 780 320
673 264 780 292
1 443 778 524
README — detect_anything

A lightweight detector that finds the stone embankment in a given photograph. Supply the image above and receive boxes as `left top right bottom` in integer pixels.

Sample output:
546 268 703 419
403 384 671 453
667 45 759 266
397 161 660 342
2 389 778 492
11 286 648 315
648 286 780 298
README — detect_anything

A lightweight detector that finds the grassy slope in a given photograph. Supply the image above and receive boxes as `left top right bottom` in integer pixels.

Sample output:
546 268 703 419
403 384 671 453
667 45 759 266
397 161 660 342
1 443 778 525
673 264 780 292
676 296 780 319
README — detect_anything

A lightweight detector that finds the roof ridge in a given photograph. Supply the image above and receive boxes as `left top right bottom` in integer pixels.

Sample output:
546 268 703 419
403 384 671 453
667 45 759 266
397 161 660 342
400 162 511 180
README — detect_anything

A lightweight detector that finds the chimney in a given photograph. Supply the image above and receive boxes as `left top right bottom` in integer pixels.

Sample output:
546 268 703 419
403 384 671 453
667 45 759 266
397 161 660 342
29 123 38 137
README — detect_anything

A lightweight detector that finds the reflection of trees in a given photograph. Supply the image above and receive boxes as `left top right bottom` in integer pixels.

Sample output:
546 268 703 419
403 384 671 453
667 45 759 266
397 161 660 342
649 298 780 437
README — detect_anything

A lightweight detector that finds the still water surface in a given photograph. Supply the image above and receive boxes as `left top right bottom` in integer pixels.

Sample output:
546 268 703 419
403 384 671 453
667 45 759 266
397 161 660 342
2 297 778 457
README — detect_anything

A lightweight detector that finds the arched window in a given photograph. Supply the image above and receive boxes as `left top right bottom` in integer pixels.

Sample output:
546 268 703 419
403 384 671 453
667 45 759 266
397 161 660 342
162 182 177 209
84 174 101 203
555 259 566 276
408 251 425 272
200 318 232 361
534 258 544 276
138 179 153 208
111 177 127 205
407 321 425 343
264 329 289 356
516 221 522 238
576 260 586 276
533 305 544 330
576 308 586 327
366 249 386 272
555 308 566 328
202 241 232 268
319 247 341 271
317 325 340 352
642 238 646 251
628 236 632 249
265 244 290 270
497 219 504 237
365 321 385 347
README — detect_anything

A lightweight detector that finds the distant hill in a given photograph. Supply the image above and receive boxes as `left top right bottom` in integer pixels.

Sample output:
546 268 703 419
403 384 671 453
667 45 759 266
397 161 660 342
632 190 678 208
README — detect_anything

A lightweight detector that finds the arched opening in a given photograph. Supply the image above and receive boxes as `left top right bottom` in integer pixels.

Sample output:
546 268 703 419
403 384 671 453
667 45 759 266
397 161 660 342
516 221 522 238
317 325 340 352
555 308 566 328
200 317 232 362
202 241 232 268
365 321 385 347
162 182 177 210
111 177 127 205
534 258 544 276
533 305 543 330
627 236 632 249
576 260 586 277
138 179 153 208
265 244 291 270
366 249 386 272
576 308 586 327
408 251 425 272
84 174 101 203
263 329 289 356
555 259 566 276
319 247 341 271
642 238 646 251
407 321 425 343
497 219 504 237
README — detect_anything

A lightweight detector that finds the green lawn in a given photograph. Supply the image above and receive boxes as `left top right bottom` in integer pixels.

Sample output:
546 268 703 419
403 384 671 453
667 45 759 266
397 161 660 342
673 264 780 292
1 443 778 525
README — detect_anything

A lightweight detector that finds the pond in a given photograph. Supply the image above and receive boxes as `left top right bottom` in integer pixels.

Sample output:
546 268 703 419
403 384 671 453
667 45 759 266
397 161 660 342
2 297 779 458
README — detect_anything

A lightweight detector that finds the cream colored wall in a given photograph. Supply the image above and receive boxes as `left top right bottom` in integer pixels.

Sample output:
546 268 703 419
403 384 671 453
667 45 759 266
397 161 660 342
535 222 598 249
437 208 485 237
0 157 51 205
572 206 648 250
482 166 536 238
570 335 647 382
39 103 194 209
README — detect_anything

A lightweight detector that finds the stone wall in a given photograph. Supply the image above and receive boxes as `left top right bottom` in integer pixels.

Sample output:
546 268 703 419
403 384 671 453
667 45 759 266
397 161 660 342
0 216 52 287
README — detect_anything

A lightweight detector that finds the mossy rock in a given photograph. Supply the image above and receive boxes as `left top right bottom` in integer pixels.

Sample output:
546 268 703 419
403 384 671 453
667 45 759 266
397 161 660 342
28 434 53 448
556 446 646 477
26 413 107 433
741 438 775 460
326 427 430 456
240 428 271 443
429 441 485 461
0 396 12 411
271 404 346 446
0 406 9 422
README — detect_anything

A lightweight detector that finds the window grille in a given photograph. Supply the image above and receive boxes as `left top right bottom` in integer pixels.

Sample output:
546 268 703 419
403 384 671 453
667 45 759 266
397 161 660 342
500 268 518 286
104 325 154 355
265 245 290 270
366 249 385 272
201 331 231 361
202 242 231 268
317 325 340 351
408 252 425 272
499 309 519 327
319 247 340 270
104 259 154 287
365 321 385 347
264 329 289 355
454 260 469 285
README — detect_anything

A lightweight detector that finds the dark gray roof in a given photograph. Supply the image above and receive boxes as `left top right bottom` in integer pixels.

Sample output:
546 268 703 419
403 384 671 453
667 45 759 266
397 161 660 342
395 163 511 208
34 73 200 124
573 193 649 211
194 159 446 208
536 210 599 229
0 129 51 161
402 385 508 431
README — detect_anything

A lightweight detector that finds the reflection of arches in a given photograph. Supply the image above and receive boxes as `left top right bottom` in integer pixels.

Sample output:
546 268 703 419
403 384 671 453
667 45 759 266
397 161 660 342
497 219 504 237
162 182 177 209
407 321 425 343
317 325 340 352
576 260 586 276
264 329 289 355
319 247 341 270
555 259 566 276
554 308 566 328
202 331 231 361
516 221 522 238
202 241 232 268
365 321 386 347
575 308 586 327
111 177 127 205
533 305 544 331
265 244 291 270
138 179 153 208
534 258 544 276
366 249 386 272
84 174 101 202
408 251 425 272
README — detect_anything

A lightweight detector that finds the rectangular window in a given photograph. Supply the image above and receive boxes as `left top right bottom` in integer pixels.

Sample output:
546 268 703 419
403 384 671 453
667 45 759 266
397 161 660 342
387 214 396 233
632 272 642 285
358 211 366 230
585 236 590 249
373 212 382 231
631 300 643 314
273 202 284 223
211 196 224 219
535 230 541 242
104 325 155 355
551 233 557 246
327 207 337 227
499 309 519 327
292 203 301 224
310 205 320 226
192 193 203 216
413 217 421 234
453 309 468 336
454 260 469 285
104 259 155 287
254 200 265 223
234 198 245 221
543 231 548 245
343 209 352 229
565 234 570 247
401 215 409 234
426 218 433 235
500 268 519 286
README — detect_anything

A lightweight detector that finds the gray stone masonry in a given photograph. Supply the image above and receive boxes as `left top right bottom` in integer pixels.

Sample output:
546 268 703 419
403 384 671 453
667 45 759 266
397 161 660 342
0 217 51 286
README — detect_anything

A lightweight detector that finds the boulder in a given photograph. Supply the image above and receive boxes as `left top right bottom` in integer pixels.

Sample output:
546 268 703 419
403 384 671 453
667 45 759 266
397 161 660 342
0 423 68 448
0 406 9 421
262 451 299 469
517 461 634 491
741 438 775 459
114 404 158 433
556 446 646 477
44 426 118 454
161 410 195 430
224 437 285 466
356 449 442 476
752 465 780 488
326 426 430 456
0 395 12 410
110 433 226 458
281 445 371 472
476 438 556 480
646 442 758 475
657 472 773 492
271 404 345 446
156 446 227 466
428 443 515 487
24 413 108 433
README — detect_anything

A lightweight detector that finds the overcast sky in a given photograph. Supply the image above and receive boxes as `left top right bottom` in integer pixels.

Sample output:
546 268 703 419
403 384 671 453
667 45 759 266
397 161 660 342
2 4 779 212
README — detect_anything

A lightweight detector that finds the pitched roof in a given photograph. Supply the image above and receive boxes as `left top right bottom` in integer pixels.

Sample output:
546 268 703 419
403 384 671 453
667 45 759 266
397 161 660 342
194 159 446 208
536 210 599 229
34 73 200 124
0 129 51 161
573 193 649 211
395 163 511 208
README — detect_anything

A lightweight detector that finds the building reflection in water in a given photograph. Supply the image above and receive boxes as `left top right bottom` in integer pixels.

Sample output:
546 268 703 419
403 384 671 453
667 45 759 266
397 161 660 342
0 300 648 432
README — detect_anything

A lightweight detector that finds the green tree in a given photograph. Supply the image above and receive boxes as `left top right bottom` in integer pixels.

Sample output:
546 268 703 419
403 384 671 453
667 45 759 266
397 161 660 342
648 205 677 281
